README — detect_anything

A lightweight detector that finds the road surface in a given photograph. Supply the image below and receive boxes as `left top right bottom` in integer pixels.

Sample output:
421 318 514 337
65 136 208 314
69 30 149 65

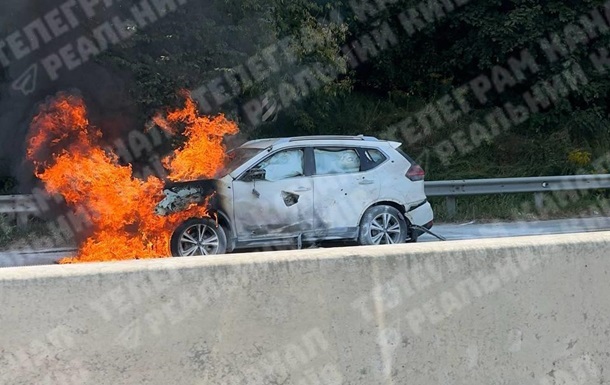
420 216 610 241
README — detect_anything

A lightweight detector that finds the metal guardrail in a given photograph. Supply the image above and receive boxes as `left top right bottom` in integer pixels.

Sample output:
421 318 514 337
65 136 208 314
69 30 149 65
2 174 610 224
425 174 610 195
0 195 40 227
425 174 610 216
0 195 39 213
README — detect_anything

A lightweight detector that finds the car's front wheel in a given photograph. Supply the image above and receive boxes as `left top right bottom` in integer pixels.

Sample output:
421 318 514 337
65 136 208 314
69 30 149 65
170 218 227 257
358 205 408 246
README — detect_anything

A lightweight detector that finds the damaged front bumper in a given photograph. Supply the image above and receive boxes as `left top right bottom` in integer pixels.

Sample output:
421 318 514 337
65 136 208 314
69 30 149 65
154 179 223 216
155 187 205 216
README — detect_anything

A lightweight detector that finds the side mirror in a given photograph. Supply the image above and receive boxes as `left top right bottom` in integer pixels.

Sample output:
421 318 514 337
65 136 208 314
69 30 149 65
243 167 266 182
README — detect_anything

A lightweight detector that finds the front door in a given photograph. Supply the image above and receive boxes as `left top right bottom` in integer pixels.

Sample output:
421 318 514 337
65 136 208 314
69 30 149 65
232 148 314 240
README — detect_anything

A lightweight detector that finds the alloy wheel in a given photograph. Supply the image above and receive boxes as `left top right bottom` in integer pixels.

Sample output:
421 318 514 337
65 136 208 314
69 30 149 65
369 213 402 245
178 224 220 256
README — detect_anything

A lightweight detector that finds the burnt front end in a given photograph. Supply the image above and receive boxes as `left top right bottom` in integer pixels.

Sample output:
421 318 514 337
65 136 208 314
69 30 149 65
155 179 228 217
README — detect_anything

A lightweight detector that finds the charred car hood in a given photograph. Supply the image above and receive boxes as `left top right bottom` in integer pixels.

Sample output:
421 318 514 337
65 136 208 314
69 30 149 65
155 179 221 216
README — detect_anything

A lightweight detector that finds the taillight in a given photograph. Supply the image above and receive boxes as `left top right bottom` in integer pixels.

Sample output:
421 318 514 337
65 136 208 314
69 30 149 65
406 164 425 181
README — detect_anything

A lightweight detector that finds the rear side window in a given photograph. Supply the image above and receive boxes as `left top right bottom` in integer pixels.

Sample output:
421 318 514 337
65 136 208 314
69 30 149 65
361 149 387 171
314 148 361 175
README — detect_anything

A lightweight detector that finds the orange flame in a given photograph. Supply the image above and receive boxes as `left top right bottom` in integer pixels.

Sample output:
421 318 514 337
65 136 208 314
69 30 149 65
27 91 238 263
155 92 238 181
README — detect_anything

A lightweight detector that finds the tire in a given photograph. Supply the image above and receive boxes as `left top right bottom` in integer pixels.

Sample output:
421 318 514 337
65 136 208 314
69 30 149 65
358 205 408 246
224 227 236 253
170 218 227 257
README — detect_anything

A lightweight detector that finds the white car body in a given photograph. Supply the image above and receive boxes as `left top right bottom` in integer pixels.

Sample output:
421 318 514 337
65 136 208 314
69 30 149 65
158 135 434 252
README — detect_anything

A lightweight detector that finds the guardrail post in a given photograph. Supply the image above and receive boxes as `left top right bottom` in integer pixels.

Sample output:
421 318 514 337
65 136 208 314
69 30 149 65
446 196 457 218
534 193 544 210
17 213 29 228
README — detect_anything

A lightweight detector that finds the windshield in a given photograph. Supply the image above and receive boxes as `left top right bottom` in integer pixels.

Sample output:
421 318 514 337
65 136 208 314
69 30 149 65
215 147 263 178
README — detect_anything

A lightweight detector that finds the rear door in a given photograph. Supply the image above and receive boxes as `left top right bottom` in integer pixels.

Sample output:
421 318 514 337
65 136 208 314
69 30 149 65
311 147 381 235
232 148 314 240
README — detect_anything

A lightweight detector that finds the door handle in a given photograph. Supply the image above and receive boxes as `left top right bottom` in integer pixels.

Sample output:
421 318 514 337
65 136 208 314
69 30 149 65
359 180 374 185
293 187 311 192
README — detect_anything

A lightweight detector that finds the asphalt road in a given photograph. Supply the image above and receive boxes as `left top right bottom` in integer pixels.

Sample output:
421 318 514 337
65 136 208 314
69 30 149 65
0 247 75 268
2 216 610 267
419 216 610 242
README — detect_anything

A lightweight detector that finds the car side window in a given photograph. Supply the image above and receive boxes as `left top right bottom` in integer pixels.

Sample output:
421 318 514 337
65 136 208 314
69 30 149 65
256 149 305 181
360 148 387 171
314 148 361 175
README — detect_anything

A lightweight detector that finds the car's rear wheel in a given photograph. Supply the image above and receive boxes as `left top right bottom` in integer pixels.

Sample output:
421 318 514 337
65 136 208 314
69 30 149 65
170 218 227 257
358 205 408 246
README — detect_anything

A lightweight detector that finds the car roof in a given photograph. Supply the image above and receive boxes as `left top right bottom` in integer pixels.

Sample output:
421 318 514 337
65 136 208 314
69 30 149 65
238 138 280 149
240 135 401 149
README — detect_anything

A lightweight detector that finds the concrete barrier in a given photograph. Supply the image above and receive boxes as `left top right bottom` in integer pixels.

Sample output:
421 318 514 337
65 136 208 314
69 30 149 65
1 232 609 385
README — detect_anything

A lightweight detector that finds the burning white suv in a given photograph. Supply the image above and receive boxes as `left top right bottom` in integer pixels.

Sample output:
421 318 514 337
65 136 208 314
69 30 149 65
156 135 434 256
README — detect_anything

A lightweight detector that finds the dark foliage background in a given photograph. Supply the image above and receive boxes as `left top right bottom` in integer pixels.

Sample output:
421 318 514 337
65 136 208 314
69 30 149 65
1 0 610 193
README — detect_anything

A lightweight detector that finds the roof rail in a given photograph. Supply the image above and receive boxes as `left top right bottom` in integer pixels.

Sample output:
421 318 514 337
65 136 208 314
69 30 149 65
287 135 379 142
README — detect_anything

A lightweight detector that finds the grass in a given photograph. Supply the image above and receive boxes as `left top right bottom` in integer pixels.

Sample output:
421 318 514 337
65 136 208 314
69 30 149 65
430 192 610 223
0 215 73 251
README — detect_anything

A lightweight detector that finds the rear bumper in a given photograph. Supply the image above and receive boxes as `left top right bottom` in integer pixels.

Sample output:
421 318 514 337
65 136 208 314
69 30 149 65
406 201 434 227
